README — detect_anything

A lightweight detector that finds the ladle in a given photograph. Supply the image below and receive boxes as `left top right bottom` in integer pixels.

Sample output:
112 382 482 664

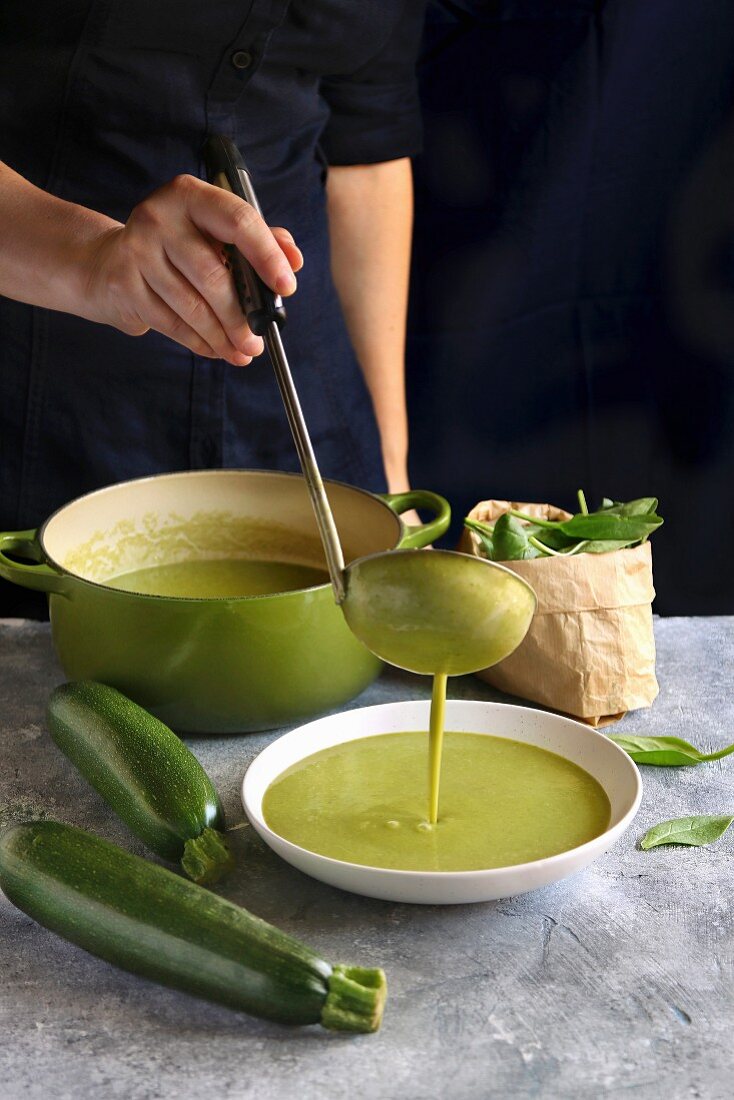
205 136 536 676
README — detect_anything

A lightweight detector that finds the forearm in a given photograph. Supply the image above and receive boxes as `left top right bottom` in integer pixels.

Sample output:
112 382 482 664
326 158 413 491
0 162 120 317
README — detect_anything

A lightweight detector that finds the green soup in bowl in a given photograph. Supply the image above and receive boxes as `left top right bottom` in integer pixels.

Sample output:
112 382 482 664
0 470 450 732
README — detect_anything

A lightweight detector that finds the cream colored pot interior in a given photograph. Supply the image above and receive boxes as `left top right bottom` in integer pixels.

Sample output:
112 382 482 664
41 470 402 585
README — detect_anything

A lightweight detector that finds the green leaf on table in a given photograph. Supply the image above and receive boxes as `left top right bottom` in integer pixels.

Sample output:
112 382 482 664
609 734 734 766
640 815 734 850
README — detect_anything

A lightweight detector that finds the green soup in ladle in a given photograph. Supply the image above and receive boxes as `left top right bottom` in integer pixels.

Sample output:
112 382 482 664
342 546 536 677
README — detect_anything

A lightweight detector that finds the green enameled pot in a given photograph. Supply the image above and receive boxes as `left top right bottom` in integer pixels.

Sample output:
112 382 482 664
0 470 449 732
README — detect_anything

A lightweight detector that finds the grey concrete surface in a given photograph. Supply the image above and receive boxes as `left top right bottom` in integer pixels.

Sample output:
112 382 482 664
0 617 732 1100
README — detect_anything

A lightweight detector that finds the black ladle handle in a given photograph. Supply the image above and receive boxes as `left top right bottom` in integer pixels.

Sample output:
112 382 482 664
204 135 286 336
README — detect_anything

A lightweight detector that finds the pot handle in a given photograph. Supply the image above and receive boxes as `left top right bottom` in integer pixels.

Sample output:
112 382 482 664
0 530 69 594
381 491 451 549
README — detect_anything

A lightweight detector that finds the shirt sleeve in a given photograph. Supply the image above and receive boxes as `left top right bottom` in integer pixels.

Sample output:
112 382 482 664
319 1 426 166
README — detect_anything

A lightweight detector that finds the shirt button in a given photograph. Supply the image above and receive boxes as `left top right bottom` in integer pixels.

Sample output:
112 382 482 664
231 50 253 70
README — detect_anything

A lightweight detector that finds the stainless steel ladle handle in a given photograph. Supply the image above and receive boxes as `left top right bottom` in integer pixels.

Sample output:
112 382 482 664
263 324 346 604
204 134 347 604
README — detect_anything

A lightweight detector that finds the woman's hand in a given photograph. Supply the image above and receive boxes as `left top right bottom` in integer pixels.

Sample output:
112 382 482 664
79 174 303 365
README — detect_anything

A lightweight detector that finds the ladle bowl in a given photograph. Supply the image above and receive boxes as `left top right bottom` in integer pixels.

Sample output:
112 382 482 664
341 549 537 676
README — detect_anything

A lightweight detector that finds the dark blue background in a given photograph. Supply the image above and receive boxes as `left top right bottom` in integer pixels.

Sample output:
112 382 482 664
407 1 734 614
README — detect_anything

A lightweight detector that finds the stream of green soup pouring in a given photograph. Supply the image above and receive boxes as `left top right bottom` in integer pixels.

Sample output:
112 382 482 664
428 673 447 825
263 731 611 872
105 559 328 598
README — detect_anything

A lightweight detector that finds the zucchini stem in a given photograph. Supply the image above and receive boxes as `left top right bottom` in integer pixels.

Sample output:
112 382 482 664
321 965 388 1033
181 828 235 885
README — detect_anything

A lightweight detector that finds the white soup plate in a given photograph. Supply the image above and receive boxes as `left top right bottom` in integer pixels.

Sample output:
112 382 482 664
242 700 642 905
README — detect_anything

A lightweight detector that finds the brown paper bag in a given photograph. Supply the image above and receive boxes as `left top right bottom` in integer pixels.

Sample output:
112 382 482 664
459 500 659 725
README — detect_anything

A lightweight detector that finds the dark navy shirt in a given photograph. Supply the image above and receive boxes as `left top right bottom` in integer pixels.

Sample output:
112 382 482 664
409 0 734 614
0 0 425 613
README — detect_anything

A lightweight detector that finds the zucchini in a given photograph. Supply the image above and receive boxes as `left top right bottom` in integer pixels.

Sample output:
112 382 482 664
0 820 386 1033
47 681 233 885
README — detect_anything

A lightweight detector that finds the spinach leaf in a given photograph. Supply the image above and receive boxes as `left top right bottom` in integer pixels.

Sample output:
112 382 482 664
624 497 659 517
530 527 578 552
492 514 537 560
557 512 663 542
611 734 734 770
465 516 550 561
579 539 642 554
464 518 495 560
640 815 734 850
609 734 734 766
598 497 659 518
509 508 662 542
468 493 663 561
